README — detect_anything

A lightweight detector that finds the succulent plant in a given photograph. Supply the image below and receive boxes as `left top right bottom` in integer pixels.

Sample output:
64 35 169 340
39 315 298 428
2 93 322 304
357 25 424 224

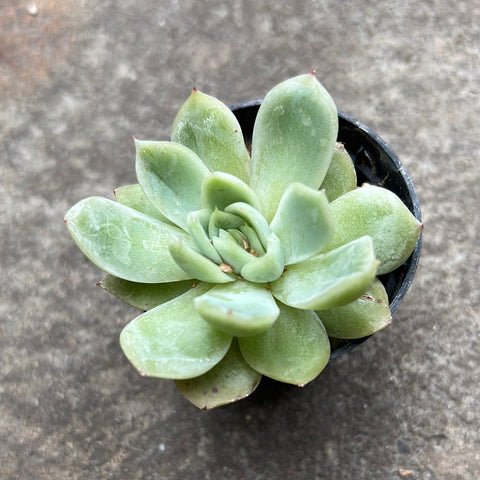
65 73 422 409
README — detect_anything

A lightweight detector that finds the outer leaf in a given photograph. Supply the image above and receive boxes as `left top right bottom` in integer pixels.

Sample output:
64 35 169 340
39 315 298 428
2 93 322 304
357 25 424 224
326 185 422 274
251 73 338 221
271 236 378 310
319 142 357 202
135 140 210 230
168 237 235 283
114 184 173 224
171 88 251 183
239 302 330 386
64 196 193 283
175 339 261 410
120 284 232 379
99 274 200 311
269 183 335 265
201 172 261 212
240 233 285 283
317 278 392 339
194 280 280 337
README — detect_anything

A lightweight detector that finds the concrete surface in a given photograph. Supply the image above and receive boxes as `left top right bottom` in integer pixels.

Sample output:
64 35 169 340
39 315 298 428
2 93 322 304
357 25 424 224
1 1 479 479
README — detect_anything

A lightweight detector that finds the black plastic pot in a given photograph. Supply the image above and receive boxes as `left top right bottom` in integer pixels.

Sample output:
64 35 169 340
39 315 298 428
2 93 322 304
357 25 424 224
231 100 422 359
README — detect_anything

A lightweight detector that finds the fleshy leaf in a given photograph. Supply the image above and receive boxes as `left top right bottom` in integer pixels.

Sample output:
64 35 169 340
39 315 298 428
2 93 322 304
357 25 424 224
201 172 261 212
238 225 265 257
120 284 232 379
271 236 378 310
186 209 223 264
269 183 334 265
99 274 200 311
168 237 235 283
316 278 392 339
64 197 193 283
175 339 261 409
326 184 422 274
194 280 280 337
251 73 338 221
239 302 330 386
225 202 270 249
135 140 210 230
113 184 173 224
211 231 257 274
171 88 251 183
319 142 357 202
208 208 244 238
240 233 285 283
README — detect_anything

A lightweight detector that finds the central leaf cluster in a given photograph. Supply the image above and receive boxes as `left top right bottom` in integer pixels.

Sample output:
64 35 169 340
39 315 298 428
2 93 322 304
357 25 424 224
171 170 291 285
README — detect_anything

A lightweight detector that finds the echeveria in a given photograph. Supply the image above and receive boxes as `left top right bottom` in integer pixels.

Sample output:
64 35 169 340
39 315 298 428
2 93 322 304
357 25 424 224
65 73 422 409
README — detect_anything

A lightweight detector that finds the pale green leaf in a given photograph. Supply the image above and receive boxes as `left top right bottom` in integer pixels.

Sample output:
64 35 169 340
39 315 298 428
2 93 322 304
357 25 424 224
113 184 173 224
239 302 330 386
171 88 251 183
135 140 210 230
120 284 232 379
271 236 378 310
238 225 265 257
207 208 244 238
225 202 270 249
320 142 357 202
186 209 223 264
211 231 258 274
240 233 285 283
251 73 338 221
194 280 280 337
201 172 261 212
175 339 261 409
99 274 201 311
317 278 392 339
65 196 193 283
326 185 422 274
269 183 334 265
168 237 235 283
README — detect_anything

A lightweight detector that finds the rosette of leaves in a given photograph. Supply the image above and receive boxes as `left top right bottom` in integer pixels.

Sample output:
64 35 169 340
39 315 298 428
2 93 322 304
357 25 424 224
65 73 422 409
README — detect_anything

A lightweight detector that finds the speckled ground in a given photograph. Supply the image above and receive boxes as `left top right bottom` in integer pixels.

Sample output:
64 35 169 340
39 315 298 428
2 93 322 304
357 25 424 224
1 1 479 479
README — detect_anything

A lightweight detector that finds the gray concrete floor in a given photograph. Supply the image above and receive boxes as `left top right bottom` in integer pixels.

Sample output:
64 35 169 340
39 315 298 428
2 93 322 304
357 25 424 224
1 1 479 478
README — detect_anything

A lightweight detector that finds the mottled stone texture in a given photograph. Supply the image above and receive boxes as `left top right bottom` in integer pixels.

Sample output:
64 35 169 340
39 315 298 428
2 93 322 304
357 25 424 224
1 1 479 479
